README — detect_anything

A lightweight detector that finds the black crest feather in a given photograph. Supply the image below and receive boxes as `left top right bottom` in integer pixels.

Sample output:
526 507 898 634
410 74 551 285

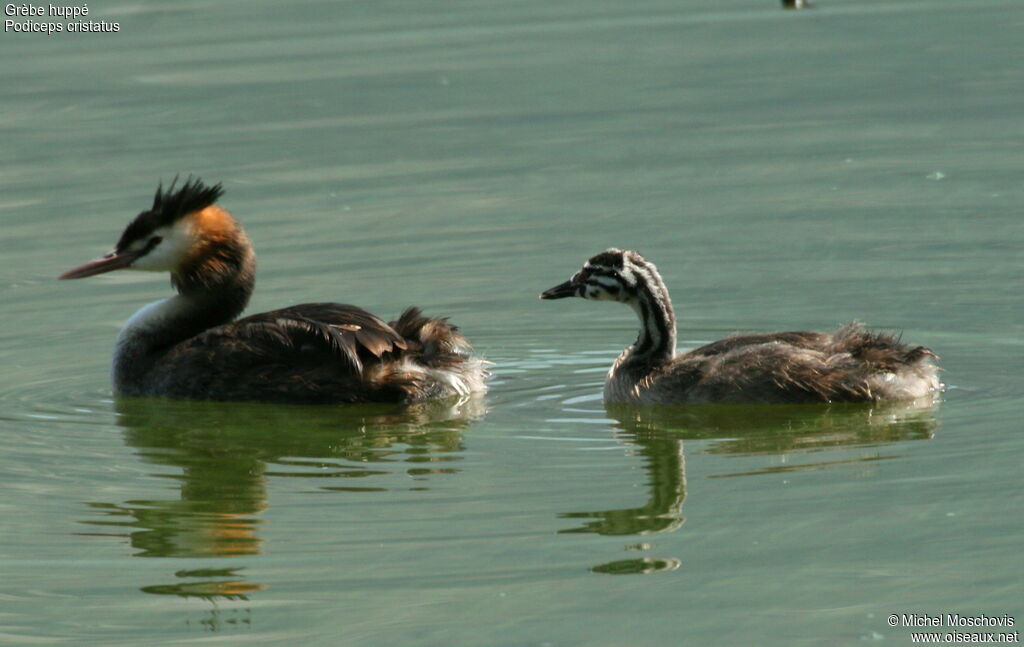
117 176 224 251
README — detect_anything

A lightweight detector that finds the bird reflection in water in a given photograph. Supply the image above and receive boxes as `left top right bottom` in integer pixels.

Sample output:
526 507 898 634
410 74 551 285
78 394 483 629
567 396 938 574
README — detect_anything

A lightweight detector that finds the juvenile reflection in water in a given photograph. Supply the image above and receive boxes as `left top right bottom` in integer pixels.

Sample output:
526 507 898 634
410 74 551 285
142 567 262 598
571 398 937 574
559 425 686 537
79 395 483 606
611 397 938 476
590 557 682 575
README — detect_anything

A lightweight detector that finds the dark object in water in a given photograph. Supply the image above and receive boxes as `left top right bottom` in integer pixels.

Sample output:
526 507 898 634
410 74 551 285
59 177 489 403
541 248 941 405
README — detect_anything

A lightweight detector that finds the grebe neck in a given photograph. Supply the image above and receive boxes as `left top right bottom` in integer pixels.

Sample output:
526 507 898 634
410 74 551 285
112 240 255 394
623 261 677 367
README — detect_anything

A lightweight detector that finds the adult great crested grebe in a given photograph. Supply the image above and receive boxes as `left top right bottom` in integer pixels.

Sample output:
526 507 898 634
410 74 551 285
540 248 940 405
59 178 488 404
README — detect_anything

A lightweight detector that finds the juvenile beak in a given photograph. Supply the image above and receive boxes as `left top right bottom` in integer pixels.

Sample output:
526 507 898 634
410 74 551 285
539 279 578 300
59 249 140 279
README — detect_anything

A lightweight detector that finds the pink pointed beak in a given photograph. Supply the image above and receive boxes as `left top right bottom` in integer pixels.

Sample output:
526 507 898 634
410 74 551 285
58 249 141 279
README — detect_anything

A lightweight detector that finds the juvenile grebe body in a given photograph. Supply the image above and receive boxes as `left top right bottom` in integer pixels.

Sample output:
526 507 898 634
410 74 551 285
60 178 488 404
541 249 940 405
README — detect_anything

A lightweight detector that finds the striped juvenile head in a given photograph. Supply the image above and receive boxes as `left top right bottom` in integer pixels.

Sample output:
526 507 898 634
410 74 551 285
540 248 646 303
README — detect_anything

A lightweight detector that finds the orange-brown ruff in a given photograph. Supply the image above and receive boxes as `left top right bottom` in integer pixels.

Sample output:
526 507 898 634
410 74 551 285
541 249 940 405
60 178 488 404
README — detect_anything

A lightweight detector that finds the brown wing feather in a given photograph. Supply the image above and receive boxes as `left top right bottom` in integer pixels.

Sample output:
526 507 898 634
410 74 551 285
389 307 471 365
662 323 937 403
686 331 829 358
235 303 408 371
149 304 413 403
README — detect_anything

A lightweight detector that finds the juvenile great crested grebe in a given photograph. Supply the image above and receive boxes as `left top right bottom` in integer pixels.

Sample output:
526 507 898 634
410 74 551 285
540 249 940 405
59 178 488 404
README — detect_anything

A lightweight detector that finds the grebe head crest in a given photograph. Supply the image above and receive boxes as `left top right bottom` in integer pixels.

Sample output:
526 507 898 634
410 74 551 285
59 176 236 280
116 176 224 254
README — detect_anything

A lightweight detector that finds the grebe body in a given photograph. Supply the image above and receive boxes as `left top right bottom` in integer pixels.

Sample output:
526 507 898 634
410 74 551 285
541 249 939 405
60 178 488 404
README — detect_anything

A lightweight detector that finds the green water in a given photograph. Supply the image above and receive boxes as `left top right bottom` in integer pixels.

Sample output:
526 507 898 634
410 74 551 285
2 1 1022 645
